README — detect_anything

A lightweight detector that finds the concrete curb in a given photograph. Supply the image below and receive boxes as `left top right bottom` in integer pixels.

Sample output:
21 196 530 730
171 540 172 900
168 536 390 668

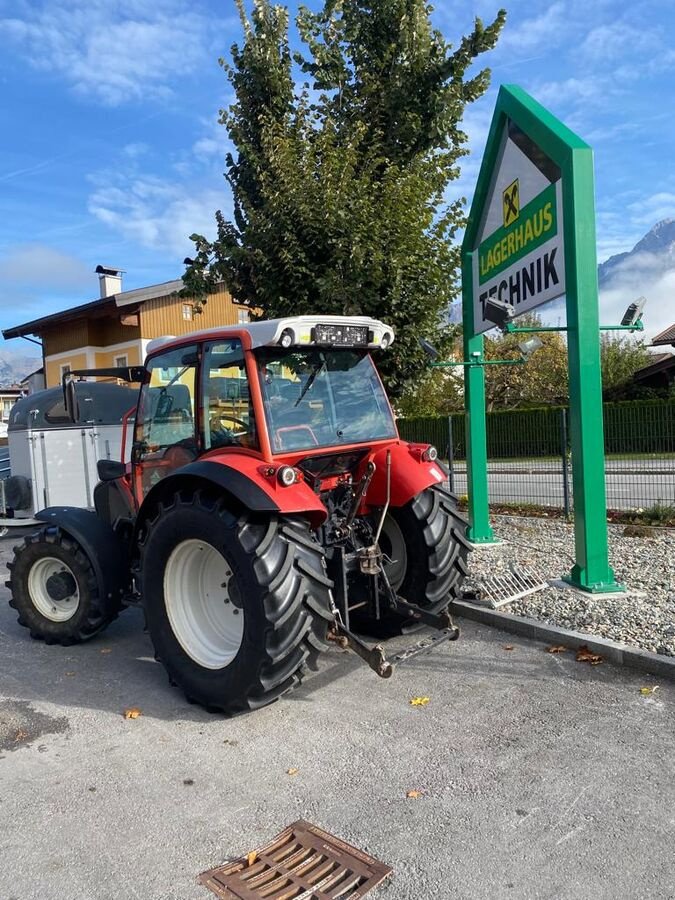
453 600 675 681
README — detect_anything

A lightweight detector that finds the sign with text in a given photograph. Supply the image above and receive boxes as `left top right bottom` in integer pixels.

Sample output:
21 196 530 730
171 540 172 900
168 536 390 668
472 122 566 334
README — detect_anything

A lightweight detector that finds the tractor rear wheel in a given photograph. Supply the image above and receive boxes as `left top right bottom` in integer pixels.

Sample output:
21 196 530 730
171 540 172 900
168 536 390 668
139 490 334 714
359 484 470 635
6 528 118 644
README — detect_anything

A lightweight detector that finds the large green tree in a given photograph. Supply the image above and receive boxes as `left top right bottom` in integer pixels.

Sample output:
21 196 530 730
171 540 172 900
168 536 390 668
183 0 505 395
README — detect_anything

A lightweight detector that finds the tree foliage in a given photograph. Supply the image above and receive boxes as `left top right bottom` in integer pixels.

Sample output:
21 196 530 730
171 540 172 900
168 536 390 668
183 0 506 396
398 320 667 414
600 334 653 400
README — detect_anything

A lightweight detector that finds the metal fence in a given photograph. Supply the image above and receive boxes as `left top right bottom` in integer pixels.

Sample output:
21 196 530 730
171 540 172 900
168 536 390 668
398 400 675 514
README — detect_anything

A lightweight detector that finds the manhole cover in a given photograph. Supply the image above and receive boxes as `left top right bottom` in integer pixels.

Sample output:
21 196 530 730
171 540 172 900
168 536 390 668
199 819 392 899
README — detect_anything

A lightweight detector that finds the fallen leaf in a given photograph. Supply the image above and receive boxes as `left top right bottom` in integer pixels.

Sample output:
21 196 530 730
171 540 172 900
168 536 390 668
65 671 76 676
640 686 659 695
14 729 28 742
287 767 299 776
123 707 142 719
546 645 567 654
100 648 112 654
247 851 258 867
406 789 425 799
409 696 430 707
503 645 515 651
576 645 603 665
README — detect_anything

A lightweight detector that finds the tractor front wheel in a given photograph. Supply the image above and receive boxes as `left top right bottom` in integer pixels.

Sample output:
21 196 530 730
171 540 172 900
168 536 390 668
139 490 334 714
6 528 118 644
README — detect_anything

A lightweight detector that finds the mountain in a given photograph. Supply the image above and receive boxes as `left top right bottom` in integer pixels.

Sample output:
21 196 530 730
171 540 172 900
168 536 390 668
0 348 41 386
599 218 675 288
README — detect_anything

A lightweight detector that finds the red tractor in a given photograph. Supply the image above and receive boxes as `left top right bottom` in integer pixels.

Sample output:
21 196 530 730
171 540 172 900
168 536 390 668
6 316 469 713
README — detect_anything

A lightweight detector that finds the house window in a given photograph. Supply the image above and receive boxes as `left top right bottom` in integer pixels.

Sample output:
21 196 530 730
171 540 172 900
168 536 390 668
114 354 128 368
182 303 193 321
60 363 71 379
237 308 249 324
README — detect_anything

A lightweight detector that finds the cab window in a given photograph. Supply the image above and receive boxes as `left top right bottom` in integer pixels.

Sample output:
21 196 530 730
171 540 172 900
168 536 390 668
134 345 199 497
202 340 258 451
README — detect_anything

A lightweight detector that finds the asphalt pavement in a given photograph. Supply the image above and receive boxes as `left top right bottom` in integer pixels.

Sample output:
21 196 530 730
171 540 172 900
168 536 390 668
0 534 673 900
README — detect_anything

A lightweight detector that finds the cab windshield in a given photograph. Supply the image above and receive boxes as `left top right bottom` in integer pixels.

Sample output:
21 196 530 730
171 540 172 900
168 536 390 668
257 348 397 453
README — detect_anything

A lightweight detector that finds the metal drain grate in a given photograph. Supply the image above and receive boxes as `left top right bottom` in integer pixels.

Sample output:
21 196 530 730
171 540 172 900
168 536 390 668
199 820 392 900
461 565 548 609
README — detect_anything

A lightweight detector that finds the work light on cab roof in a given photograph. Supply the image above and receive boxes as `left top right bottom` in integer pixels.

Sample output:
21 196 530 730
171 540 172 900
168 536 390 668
246 315 394 351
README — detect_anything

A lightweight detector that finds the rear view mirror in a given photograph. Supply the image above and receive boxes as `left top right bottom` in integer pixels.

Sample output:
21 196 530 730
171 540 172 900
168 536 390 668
64 379 79 423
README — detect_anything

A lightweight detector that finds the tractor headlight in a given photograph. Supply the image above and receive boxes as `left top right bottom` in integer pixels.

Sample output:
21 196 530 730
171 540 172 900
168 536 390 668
279 328 295 349
422 446 438 462
277 465 299 486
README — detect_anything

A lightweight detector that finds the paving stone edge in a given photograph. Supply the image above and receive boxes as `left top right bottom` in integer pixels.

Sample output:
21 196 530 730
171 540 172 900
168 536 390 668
453 600 675 681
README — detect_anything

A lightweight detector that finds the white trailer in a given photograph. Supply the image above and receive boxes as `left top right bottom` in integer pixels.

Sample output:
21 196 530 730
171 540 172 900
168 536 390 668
1 382 137 526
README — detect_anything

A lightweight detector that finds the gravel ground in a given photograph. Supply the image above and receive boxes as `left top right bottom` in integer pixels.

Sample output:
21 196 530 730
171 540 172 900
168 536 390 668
466 516 675 657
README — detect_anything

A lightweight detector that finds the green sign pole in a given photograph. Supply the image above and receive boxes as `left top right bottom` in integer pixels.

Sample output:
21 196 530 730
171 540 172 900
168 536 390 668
461 84 622 591
462 252 495 544
561 140 620 591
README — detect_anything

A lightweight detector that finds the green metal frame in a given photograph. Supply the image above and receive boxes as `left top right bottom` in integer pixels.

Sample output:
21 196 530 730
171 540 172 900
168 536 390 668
431 358 525 368
462 84 622 590
504 321 644 334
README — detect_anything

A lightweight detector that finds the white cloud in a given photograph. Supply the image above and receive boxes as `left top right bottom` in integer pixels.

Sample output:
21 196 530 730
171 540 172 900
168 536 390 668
88 173 226 258
579 21 658 64
0 244 91 290
0 0 221 105
627 193 675 228
123 142 149 159
496 2 569 54
600 268 675 343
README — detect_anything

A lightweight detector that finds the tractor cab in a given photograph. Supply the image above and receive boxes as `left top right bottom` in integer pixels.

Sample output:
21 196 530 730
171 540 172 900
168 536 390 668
128 315 397 497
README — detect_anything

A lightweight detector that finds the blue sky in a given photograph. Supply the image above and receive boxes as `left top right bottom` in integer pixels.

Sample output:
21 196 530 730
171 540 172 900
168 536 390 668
1 0 674 353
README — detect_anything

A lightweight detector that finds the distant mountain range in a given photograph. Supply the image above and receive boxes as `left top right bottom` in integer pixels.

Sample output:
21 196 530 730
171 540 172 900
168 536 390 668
0 348 40 387
599 218 675 288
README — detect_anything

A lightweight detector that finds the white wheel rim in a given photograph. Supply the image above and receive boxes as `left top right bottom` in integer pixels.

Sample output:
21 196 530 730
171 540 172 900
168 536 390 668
163 539 244 670
379 516 408 592
28 557 80 622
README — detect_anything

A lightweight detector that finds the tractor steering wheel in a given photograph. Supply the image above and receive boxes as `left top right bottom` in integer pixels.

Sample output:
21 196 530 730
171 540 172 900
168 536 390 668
209 413 250 448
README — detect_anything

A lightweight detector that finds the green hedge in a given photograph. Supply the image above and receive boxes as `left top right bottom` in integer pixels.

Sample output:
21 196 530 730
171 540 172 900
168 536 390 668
397 399 675 459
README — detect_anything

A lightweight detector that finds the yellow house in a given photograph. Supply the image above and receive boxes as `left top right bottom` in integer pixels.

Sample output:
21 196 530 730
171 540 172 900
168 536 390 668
3 267 249 388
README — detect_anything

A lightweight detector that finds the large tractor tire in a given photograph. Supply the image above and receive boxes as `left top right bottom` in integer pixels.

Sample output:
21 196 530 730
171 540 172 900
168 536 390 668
139 490 334 714
358 484 470 636
6 528 119 644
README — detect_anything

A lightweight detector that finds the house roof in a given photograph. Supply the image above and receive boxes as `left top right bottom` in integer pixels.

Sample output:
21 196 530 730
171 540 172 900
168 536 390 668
652 323 675 346
2 297 119 339
2 278 184 340
633 352 675 381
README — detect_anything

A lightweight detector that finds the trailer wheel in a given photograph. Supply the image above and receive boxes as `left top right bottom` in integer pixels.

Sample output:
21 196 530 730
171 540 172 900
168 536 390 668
139 490 334 714
6 528 118 644
359 485 470 635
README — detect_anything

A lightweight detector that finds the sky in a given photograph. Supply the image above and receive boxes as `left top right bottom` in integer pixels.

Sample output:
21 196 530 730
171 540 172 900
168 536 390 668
1 0 674 357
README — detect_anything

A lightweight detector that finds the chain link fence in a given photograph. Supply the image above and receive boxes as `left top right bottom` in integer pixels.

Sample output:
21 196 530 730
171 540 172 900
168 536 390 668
398 400 675 515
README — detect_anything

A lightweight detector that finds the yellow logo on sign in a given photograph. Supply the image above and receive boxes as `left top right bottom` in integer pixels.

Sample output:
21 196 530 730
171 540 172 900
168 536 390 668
502 179 519 227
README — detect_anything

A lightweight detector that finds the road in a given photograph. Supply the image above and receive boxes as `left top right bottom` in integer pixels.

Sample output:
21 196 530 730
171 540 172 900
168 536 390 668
448 470 675 510
0 534 673 900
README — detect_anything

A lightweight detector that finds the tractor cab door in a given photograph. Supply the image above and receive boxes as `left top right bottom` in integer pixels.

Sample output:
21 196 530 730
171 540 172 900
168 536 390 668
132 344 200 502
